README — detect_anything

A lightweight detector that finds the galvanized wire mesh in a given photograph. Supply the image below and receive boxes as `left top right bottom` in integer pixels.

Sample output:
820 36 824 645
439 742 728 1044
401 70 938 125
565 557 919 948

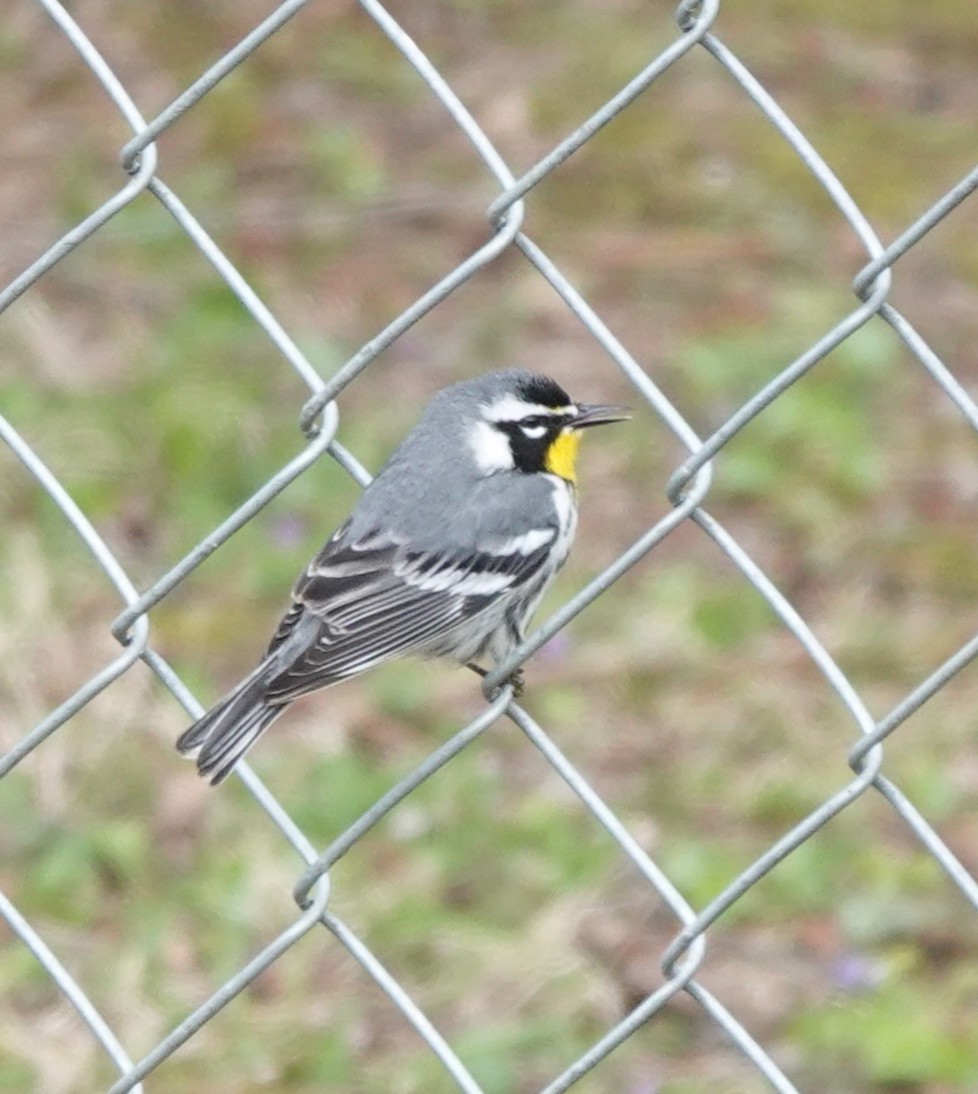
3 1 978 1091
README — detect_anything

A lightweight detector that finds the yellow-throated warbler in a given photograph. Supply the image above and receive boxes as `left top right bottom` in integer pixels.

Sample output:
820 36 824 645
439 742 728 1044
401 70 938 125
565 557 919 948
177 369 628 783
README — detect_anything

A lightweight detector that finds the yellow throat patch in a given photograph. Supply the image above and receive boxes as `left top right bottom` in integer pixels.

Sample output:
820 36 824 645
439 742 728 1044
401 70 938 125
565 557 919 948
544 429 581 483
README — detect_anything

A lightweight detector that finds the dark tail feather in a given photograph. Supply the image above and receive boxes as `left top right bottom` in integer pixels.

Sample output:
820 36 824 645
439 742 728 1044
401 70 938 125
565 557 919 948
176 662 287 785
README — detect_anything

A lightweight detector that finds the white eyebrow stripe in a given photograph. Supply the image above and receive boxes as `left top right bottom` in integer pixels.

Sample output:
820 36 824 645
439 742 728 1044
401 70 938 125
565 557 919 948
481 394 577 422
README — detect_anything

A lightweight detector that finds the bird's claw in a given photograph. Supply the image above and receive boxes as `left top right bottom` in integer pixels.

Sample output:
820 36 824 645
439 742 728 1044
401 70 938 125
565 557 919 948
507 668 525 698
467 662 525 700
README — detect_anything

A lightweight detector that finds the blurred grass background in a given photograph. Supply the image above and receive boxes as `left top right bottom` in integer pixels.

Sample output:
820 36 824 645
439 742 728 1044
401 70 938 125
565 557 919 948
2 1 978 1091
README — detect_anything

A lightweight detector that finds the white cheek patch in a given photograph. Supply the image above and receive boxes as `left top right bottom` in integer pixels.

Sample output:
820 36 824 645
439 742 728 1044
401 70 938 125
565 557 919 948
468 419 514 474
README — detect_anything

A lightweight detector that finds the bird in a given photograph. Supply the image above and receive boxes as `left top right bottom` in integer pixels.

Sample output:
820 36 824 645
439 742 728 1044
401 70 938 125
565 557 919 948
176 368 628 784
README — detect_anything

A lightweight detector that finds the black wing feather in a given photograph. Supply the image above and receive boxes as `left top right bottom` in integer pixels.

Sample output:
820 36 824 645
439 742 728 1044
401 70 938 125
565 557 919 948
260 526 554 704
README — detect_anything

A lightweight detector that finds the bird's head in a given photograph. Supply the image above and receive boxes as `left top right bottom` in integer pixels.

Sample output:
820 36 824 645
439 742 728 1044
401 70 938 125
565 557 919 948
462 370 629 483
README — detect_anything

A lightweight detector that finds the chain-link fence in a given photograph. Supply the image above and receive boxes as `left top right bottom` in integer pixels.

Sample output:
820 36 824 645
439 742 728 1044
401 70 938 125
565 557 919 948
3 1 978 1091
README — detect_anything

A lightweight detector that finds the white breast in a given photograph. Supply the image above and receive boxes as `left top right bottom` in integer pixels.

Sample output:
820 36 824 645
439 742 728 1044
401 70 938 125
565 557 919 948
546 474 578 567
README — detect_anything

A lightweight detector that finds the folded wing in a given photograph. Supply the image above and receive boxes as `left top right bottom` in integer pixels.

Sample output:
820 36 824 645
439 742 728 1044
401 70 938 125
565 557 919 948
261 522 556 703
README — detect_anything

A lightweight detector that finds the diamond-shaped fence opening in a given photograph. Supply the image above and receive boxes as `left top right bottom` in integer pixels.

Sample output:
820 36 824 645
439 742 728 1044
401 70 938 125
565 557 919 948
3 1 978 1091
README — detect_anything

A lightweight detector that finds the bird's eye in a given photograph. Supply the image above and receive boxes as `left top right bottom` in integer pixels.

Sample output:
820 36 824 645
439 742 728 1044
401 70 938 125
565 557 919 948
519 421 548 440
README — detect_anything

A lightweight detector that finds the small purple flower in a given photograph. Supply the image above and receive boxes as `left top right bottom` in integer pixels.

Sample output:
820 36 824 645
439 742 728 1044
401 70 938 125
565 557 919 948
270 514 307 549
830 952 882 993
539 630 572 663
623 1072 661 1094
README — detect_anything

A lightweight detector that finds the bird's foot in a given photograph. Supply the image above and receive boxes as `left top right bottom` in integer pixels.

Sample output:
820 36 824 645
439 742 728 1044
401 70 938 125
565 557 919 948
506 668 525 698
466 662 525 700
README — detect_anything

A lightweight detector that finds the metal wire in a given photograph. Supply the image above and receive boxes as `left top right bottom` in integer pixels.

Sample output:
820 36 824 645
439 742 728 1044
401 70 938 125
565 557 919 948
3 1 977 1090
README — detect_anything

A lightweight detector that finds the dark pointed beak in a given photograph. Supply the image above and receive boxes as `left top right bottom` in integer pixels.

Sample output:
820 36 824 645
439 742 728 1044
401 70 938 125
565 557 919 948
571 403 631 429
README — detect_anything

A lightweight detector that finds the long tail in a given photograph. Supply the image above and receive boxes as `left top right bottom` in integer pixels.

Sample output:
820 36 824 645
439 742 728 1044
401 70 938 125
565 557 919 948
176 660 288 785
